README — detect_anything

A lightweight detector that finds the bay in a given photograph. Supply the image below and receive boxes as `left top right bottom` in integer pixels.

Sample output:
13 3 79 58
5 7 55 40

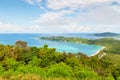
0 33 105 56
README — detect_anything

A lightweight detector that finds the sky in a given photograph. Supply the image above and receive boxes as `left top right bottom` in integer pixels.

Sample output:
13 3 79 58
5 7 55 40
0 0 120 33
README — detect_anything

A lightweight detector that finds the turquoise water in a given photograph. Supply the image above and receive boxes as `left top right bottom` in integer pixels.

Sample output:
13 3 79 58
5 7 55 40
47 41 104 56
0 34 104 56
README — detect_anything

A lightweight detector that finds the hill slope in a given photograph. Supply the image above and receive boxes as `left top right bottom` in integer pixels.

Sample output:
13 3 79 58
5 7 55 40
92 32 120 37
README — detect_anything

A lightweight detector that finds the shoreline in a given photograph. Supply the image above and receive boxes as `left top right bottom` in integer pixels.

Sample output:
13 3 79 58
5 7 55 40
89 46 105 57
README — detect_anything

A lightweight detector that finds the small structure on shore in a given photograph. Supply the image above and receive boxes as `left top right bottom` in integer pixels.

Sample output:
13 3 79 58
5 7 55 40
98 53 106 59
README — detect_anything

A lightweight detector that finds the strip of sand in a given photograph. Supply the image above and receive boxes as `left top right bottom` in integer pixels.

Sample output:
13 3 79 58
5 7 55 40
89 46 105 57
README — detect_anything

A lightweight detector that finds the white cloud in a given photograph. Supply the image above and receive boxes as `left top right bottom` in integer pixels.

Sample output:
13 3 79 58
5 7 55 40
7 0 119 33
0 21 91 33
34 10 75 26
82 4 120 25
33 9 92 33
0 21 41 33
1 0 120 33
24 0 120 10
0 21 23 33
30 0 120 25
25 0 42 5
90 24 120 32
47 0 120 10
32 3 120 32
112 4 120 13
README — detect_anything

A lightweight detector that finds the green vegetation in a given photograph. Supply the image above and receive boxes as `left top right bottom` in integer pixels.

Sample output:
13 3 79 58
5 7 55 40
92 32 120 37
40 36 90 43
40 36 120 54
89 38 120 54
0 39 120 80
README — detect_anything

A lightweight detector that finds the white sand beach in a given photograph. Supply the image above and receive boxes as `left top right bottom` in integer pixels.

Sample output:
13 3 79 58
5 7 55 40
89 46 105 57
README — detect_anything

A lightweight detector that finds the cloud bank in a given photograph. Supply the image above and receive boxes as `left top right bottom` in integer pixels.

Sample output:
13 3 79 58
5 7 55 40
0 0 120 33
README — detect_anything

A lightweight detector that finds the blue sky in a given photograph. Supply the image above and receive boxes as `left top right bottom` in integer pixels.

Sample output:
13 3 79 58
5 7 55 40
0 0 120 33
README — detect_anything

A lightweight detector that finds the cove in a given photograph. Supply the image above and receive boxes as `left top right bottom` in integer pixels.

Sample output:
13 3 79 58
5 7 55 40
0 34 104 56
38 39 104 56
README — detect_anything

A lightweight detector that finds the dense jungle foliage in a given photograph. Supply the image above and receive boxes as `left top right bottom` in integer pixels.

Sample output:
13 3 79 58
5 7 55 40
0 38 120 80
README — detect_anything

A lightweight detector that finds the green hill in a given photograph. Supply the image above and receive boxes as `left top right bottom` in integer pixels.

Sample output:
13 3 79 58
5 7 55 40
92 32 120 37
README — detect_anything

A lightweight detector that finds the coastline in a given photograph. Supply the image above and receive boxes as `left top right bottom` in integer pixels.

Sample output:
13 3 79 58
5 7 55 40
89 46 105 57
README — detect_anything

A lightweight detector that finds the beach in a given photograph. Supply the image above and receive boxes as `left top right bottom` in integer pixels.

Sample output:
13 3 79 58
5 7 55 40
89 46 105 57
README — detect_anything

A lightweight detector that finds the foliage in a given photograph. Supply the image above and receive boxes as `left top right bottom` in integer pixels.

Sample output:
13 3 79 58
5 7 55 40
0 74 74 80
0 64 5 76
15 40 27 49
73 65 99 79
0 38 120 80
47 62 73 77
40 36 120 54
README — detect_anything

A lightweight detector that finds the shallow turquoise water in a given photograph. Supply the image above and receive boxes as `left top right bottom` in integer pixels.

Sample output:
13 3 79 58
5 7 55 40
0 34 104 56
45 40 104 56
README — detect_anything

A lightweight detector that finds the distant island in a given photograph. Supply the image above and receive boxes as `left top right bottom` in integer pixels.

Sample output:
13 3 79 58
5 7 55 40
92 32 120 37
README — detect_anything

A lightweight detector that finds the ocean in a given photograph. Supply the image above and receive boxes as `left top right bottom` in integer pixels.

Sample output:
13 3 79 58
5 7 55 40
0 33 113 56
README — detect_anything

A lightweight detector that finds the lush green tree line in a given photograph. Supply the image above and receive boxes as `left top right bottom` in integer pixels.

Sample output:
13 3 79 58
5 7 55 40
40 37 120 54
0 40 120 80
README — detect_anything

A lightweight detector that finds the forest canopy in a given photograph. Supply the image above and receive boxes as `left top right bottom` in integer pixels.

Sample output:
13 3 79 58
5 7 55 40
0 39 120 80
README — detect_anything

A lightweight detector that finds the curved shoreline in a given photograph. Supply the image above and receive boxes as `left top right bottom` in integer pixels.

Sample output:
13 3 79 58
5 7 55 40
89 46 105 57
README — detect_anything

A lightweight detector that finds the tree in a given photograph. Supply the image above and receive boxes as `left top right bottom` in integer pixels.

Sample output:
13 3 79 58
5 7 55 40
73 65 99 79
15 41 27 49
0 64 5 75
47 62 73 77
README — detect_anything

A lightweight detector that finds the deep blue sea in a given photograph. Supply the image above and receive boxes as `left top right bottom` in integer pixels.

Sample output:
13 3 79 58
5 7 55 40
0 33 117 56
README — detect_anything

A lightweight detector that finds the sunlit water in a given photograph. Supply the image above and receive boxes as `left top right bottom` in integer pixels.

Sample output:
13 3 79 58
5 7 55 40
0 33 107 56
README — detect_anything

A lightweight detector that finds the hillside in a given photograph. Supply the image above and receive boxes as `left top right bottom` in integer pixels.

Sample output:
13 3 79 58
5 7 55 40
0 40 120 80
92 32 120 37
40 36 120 54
